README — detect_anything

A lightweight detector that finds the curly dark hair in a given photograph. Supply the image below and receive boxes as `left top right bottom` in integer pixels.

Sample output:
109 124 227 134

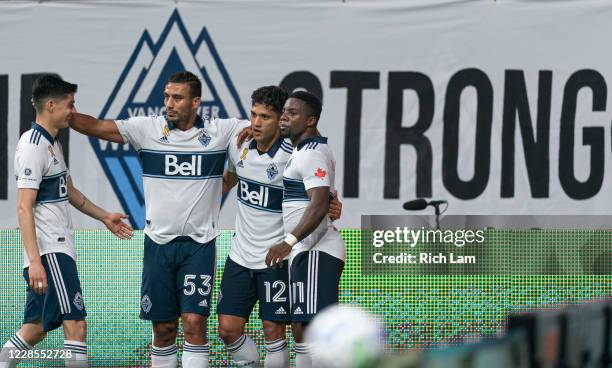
251 86 289 115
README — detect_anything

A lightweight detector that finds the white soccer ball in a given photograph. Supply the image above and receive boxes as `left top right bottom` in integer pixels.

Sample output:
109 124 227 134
305 304 384 368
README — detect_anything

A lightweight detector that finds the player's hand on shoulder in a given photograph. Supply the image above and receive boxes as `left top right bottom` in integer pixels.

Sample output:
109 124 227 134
329 190 342 221
103 213 133 240
28 261 48 295
266 242 292 268
236 125 253 147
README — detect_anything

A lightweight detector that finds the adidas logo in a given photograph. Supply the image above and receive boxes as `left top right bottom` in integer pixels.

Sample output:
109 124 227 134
198 299 208 307
293 306 303 315
159 136 169 143
275 306 287 315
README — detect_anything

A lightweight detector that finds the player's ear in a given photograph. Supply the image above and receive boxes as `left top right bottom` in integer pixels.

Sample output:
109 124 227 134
46 98 55 113
306 115 318 128
192 96 201 109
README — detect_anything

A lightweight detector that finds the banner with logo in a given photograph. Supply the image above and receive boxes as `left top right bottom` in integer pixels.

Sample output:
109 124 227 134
0 0 611 228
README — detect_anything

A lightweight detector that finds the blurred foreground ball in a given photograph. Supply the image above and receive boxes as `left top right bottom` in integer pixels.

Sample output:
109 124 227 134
306 304 384 368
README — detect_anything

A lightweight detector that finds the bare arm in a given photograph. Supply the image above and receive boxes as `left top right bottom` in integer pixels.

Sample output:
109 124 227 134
68 176 107 220
289 186 330 241
68 177 133 239
17 188 47 294
222 170 238 194
266 186 330 267
69 113 124 143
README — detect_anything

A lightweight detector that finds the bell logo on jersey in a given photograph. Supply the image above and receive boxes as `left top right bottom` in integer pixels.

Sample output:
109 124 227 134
165 154 202 176
239 181 269 208
59 175 68 197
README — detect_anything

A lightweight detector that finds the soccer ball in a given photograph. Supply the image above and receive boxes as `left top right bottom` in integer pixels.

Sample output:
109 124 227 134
305 304 384 368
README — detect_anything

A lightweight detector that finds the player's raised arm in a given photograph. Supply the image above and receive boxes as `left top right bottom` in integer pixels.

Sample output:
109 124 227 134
69 112 124 143
67 177 133 239
16 188 47 294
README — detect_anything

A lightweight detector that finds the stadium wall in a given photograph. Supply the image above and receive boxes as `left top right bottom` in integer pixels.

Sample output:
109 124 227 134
0 1 612 229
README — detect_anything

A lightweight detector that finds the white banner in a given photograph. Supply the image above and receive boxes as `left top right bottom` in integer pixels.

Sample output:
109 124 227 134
0 0 611 228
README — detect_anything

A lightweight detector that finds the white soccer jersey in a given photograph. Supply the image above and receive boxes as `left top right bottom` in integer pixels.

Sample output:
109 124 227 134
14 123 75 268
227 137 293 269
282 136 345 261
116 114 249 244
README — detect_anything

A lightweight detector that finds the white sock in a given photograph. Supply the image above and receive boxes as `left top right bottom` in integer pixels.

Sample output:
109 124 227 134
151 344 178 368
225 334 259 367
64 340 87 367
295 342 311 368
263 339 288 368
0 333 32 368
182 342 209 368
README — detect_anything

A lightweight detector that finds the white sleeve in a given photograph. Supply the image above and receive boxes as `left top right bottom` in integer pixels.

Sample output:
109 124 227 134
227 145 238 174
299 149 332 190
218 118 251 147
114 116 152 150
231 118 251 138
14 144 46 190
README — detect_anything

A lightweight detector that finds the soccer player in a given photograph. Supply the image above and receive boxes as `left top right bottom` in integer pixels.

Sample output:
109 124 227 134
266 91 346 368
0 75 132 368
217 86 292 368
67 71 250 368
218 86 342 367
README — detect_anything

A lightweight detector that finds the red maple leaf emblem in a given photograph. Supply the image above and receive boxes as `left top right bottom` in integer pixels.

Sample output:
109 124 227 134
314 168 327 179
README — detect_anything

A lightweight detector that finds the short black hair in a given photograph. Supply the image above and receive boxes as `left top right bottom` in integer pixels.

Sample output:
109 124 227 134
289 90 322 122
167 71 201 98
32 75 77 112
251 86 289 115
